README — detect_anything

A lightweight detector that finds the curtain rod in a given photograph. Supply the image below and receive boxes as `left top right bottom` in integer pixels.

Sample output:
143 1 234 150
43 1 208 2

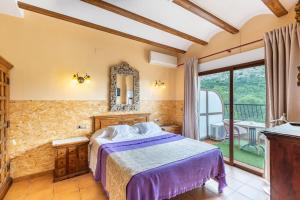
177 39 264 67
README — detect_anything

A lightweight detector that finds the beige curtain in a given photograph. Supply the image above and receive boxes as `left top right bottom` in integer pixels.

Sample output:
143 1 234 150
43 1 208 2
264 23 300 181
183 57 199 140
265 23 300 124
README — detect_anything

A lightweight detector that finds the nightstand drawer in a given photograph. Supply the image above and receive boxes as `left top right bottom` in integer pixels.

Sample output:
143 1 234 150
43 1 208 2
55 168 66 177
52 136 89 182
68 154 77 167
78 145 87 154
57 148 67 158
68 147 77 154
56 158 66 168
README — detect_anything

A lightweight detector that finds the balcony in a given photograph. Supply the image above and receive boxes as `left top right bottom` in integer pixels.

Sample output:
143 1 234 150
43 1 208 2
200 94 266 170
224 104 266 123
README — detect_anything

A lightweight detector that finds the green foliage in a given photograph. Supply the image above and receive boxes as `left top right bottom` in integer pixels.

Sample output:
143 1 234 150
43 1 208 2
200 66 266 105
200 66 266 122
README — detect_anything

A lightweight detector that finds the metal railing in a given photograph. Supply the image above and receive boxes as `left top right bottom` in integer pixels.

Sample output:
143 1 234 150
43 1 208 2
224 104 266 122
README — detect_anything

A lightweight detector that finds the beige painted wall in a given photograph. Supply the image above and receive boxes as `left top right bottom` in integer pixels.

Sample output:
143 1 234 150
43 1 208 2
0 11 181 178
0 11 178 101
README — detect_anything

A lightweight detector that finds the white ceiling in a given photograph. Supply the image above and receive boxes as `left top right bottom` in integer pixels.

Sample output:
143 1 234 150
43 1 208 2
0 0 23 17
2 0 298 52
192 0 296 28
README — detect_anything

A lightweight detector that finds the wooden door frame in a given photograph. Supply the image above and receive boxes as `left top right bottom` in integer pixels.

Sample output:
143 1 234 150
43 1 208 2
199 59 265 176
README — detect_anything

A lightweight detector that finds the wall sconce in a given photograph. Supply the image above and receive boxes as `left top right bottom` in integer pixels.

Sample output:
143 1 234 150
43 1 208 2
153 80 166 88
72 73 91 84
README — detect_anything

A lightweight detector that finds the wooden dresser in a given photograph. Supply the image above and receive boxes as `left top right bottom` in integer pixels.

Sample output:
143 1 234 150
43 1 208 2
52 136 89 182
262 123 300 200
161 124 182 134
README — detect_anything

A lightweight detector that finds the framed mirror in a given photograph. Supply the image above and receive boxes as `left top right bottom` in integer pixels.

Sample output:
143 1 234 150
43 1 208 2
110 62 140 111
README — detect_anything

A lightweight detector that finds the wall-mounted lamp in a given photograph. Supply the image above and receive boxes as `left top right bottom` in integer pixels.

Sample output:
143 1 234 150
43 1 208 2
153 80 166 88
72 73 91 84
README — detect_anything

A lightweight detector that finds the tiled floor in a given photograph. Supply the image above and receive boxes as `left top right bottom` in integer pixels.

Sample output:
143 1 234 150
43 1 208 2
5 165 269 200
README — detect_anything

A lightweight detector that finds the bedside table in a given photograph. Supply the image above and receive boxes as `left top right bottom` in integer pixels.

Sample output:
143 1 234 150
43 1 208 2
161 125 182 134
52 136 89 182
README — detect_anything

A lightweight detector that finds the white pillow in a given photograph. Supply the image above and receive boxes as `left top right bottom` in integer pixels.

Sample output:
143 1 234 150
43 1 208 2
93 125 138 140
133 122 161 134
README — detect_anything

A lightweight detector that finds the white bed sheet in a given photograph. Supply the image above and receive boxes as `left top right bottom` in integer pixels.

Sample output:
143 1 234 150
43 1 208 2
89 130 168 175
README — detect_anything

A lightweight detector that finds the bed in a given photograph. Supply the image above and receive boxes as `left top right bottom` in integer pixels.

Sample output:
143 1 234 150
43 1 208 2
89 114 226 200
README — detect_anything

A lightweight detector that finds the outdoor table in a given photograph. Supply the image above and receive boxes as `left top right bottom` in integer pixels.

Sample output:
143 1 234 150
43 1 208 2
234 121 265 153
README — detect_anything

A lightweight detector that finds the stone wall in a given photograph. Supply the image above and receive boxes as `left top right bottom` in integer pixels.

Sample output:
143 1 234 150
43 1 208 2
8 100 179 178
174 100 184 126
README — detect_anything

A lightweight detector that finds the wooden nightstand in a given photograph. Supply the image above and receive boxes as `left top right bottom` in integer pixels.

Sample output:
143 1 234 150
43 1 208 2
52 136 89 182
161 125 182 134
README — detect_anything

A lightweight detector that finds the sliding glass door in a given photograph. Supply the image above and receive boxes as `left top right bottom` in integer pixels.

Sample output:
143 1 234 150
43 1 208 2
199 61 266 174
199 71 231 162
233 66 266 172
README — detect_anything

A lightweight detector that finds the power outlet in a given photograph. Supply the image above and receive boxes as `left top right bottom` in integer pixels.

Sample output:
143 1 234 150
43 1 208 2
77 125 87 129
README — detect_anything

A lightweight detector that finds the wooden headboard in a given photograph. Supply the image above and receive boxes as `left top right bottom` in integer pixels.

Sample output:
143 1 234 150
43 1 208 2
93 113 150 132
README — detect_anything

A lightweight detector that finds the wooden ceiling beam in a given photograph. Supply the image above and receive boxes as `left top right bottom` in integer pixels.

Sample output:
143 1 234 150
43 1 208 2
173 0 239 34
261 0 288 17
17 1 186 54
82 0 208 45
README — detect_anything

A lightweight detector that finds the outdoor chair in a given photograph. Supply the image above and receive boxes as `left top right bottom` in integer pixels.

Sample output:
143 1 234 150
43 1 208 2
223 120 242 148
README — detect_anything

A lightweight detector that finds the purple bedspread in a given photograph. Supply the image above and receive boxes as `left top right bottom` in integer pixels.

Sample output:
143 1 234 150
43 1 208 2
94 133 227 200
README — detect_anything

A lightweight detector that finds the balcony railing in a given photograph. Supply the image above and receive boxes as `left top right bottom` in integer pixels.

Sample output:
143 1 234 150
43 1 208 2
224 104 266 122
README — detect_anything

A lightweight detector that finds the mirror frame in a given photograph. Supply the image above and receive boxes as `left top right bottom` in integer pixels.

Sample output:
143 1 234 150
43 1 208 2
110 62 140 111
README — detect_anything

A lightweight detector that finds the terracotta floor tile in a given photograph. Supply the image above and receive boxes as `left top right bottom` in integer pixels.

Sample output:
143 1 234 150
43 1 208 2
4 193 26 200
53 178 79 194
5 166 270 200
54 190 81 200
28 178 53 194
4 180 30 199
78 173 100 189
25 187 53 200
80 185 106 200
